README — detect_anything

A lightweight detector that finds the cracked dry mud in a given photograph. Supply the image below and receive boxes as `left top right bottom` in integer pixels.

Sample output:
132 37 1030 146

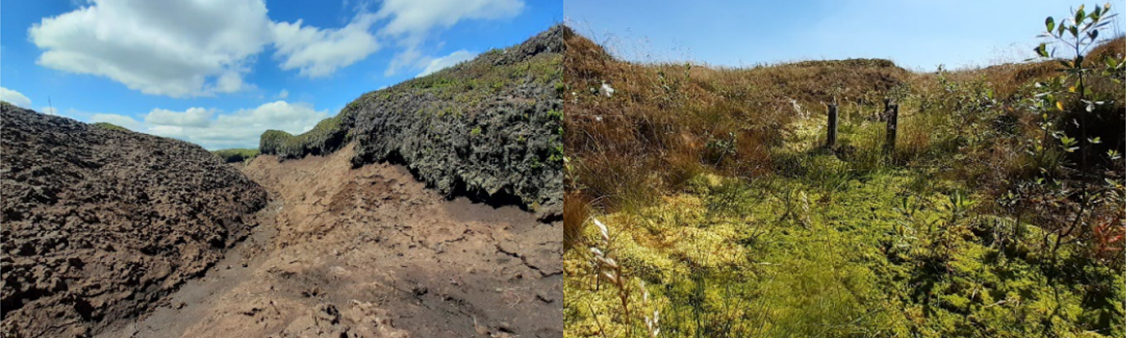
100 143 563 338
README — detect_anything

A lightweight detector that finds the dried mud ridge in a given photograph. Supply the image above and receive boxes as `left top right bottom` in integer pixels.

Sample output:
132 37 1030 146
0 104 267 337
263 25 565 220
101 144 562 337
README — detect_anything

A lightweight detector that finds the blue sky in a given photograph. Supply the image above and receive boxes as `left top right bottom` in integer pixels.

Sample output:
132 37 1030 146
565 0 1122 70
1 0 561 149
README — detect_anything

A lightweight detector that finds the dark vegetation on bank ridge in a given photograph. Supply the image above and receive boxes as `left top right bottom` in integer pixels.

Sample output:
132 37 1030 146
211 148 260 163
90 122 128 132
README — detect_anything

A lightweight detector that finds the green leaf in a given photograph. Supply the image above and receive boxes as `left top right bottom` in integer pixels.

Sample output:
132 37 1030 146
1077 5 1086 24
1088 29 1099 40
1046 16 1056 33
1061 135 1076 146
1036 43 1049 58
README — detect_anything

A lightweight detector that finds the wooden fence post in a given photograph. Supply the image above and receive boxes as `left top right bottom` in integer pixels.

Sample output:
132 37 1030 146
884 99 898 154
826 103 839 148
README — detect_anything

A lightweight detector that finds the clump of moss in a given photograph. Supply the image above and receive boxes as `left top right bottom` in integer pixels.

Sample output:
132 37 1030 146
567 168 1125 337
211 148 259 163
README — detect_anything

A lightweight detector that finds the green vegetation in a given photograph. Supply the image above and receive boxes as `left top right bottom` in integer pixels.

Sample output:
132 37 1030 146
571 168 1124 337
259 112 350 159
91 122 129 132
564 5 1124 337
346 43 563 116
211 148 259 163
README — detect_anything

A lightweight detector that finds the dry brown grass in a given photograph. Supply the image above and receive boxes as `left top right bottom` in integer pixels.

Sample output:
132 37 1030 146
564 26 1124 227
968 36 1125 102
1090 36 1126 62
564 191 592 250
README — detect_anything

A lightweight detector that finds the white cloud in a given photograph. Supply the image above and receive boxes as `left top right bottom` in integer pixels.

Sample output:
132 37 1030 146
0 87 32 108
375 0 523 38
145 107 214 127
277 89 289 99
375 0 524 75
29 0 273 98
386 47 425 76
27 0 385 97
142 101 327 149
90 113 141 129
272 14 382 78
40 107 59 115
417 50 477 77
26 0 528 96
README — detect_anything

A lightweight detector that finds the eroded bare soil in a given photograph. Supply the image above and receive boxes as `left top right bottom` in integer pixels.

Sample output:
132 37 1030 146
102 143 562 337
0 105 267 338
